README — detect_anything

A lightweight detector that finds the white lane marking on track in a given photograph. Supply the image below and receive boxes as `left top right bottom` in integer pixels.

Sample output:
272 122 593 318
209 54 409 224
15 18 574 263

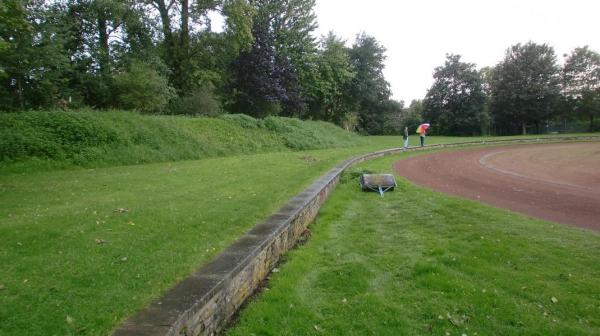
478 151 598 194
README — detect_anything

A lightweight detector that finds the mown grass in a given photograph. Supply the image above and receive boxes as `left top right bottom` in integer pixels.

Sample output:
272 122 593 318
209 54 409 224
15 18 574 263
0 137 423 336
1 133 597 335
228 150 600 336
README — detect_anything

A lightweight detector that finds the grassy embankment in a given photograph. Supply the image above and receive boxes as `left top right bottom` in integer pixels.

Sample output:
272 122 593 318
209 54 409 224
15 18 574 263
1 110 595 335
228 150 600 336
0 110 363 173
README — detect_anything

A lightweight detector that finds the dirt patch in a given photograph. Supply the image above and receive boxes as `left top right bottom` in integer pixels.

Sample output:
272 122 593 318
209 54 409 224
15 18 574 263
393 142 600 230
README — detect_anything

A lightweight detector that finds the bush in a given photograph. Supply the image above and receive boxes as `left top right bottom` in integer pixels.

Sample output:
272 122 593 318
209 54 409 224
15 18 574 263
113 61 175 113
0 110 120 161
167 87 221 116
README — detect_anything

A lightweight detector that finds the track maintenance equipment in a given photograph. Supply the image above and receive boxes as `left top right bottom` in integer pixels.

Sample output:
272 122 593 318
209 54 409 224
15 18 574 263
359 174 397 197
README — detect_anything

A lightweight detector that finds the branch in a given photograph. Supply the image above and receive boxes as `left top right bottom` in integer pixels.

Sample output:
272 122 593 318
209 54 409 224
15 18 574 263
167 0 176 11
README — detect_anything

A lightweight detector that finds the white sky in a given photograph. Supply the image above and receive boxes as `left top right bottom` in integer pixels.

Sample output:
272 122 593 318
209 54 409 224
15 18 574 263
314 0 600 104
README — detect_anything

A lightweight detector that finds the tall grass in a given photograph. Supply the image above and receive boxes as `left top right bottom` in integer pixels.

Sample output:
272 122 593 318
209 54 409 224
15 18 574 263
0 110 364 172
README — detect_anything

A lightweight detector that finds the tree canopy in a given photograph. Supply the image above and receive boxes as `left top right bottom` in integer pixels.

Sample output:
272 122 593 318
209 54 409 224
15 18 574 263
562 46 600 131
423 54 487 135
1 2 598 135
489 42 561 134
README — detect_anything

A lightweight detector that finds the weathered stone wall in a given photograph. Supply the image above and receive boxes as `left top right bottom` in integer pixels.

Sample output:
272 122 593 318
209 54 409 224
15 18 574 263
113 136 599 336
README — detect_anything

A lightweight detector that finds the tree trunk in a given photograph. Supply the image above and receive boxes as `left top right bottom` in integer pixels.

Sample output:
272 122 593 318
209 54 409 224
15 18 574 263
155 0 173 45
97 16 110 74
178 0 190 92
591 114 595 132
17 76 24 110
180 0 189 52
154 0 180 90
522 121 527 135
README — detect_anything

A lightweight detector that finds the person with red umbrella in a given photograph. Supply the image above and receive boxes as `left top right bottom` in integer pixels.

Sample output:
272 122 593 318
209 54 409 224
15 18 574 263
416 123 430 147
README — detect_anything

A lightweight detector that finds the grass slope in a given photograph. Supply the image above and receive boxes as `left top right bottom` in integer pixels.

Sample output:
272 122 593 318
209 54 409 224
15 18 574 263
0 110 363 173
228 151 600 336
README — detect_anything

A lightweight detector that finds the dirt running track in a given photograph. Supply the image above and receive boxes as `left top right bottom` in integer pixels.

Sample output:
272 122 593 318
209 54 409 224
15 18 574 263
393 142 600 230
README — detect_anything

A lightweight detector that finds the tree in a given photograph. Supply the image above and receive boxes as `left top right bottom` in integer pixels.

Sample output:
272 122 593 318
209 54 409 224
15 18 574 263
0 1 73 110
423 54 487 135
140 0 254 94
348 33 391 134
230 0 317 117
230 10 285 117
562 46 600 131
59 0 148 108
379 99 404 135
490 42 561 135
113 60 175 113
0 0 32 109
271 0 317 116
401 99 424 133
308 32 355 124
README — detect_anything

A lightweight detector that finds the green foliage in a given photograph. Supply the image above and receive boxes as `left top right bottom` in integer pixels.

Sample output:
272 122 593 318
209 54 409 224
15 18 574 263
308 32 356 124
230 0 318 117
562 46 600 131
0 1 406 134
0 110 363 171
378 99 405 135
424 54 488 135
113 62 176 113
402 99 424 132
348 33 392 134
0 1 72 110
490 42 561 135
222 0 256 53
6 1 597 137
167 86 222 116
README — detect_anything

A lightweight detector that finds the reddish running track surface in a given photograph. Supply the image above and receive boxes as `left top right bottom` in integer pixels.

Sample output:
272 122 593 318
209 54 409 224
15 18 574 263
393 142 600 230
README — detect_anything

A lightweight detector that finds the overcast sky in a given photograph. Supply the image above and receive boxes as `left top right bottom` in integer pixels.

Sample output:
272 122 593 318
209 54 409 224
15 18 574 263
313 0 600 104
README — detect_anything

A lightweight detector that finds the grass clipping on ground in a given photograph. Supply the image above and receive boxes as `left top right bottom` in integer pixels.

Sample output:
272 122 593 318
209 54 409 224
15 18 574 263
228 153 600 335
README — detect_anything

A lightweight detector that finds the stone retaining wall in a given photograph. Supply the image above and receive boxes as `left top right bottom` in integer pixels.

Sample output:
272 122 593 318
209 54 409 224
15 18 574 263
113 136 599 336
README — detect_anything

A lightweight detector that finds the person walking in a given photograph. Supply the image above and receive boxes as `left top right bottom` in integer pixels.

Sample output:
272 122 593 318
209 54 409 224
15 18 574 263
420 128 426 147
403 126 409 148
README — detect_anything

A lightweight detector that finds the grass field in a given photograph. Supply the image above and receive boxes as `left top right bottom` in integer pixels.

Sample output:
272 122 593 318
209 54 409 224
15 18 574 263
1 134 597 335
227 150 600 335
0 136 430 336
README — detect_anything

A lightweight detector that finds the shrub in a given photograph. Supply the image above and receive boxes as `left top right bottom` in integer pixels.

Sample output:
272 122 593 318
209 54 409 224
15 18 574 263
167 87 221 116
113 61 175 113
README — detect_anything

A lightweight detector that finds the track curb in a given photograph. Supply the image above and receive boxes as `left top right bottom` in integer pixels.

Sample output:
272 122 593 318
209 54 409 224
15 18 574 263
113 135 600 336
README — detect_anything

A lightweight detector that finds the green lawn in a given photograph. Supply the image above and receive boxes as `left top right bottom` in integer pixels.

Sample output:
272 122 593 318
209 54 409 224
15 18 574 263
1 135 596 335
228 150 600 336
